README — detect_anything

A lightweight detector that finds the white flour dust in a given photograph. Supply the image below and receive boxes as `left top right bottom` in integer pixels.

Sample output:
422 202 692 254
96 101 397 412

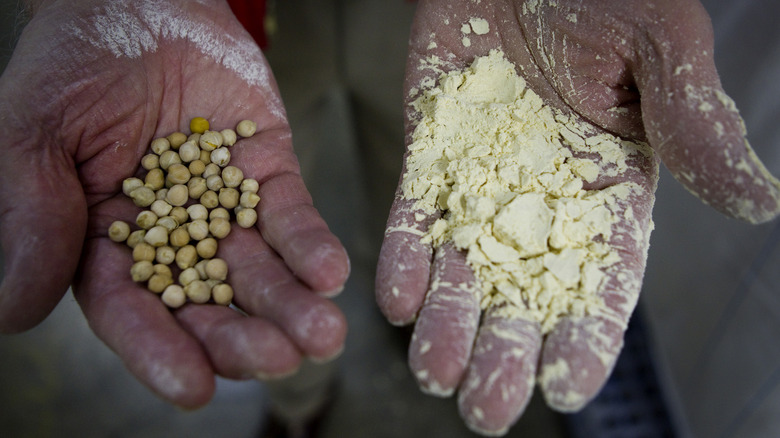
62 0 277 112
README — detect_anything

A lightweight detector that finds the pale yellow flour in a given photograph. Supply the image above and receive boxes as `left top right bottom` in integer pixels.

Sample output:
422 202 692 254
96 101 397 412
402 50 651 333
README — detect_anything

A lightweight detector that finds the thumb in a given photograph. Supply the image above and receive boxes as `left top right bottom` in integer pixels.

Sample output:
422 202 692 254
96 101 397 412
0 139 87 333
635 1 780 224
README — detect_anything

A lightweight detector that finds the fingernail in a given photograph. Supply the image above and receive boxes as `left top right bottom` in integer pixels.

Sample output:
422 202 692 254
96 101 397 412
309 344 345 364
255 365 301 382
317 285 344 298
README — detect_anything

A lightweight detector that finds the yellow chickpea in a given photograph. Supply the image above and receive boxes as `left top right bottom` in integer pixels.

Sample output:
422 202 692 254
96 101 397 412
190 117 210 135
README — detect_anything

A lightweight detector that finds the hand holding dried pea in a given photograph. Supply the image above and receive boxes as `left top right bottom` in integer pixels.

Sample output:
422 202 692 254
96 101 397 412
0 0 349 411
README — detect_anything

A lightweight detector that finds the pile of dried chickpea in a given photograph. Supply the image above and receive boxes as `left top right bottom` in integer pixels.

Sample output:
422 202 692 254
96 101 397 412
107 117 260 308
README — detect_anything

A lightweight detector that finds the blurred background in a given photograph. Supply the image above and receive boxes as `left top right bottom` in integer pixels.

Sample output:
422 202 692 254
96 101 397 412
1 0 778 437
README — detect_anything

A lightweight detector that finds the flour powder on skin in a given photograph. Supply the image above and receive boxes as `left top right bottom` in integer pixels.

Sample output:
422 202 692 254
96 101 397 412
61 0 282 118
402 50 650 333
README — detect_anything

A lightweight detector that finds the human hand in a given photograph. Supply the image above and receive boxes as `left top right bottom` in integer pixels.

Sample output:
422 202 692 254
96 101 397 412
0 0 349 408
377 0 780 435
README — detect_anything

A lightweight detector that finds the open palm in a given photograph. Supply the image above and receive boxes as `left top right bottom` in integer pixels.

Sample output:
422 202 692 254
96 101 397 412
377 0 780 435
0 0 349 408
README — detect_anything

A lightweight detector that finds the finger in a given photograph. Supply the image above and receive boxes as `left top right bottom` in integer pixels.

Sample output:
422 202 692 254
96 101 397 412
219 225 347 362
74 236 215 409
408 243 481 397
255 163 350 296
457 308 542 436
175 304 303 380
376 194 440 325
634 1 780 223
539 167 656 412
229 127 350 296
0 148 87 333
539 315 625 413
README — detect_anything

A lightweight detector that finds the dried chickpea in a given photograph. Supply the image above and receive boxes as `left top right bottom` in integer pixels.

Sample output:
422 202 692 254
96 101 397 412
202 162 221 179
169 227 190 248
240 178 259 194
186 204 209 221
221 166 243 188
130 261 154 282
194 259 209 279
150 199 173 218
144 168 165 191
129 186 155 207
240 191 260 209
211 283 233 306
199 131 223 151
188 219 209 241
188 159 206 176
205 258 228 281
122 177 144 196
169 207 189 225
141 153 160 170
236 208 258 229
200 190 219 209
209 207 230 221
178 140 200 163
206 278 222 289
220 128 237 146
190 117 210 134
166 184 189 207
161 284 186 308
188 132 201 144
210 148 231 167
199 149 212 164
126 230 146 248
143 226 169 247
156 216 179 232
132 242 156 262
196 237 218 259
148 273 173 293
155 188 168 201
151 137 171 155
166 132 187 149
136 210 158 230
108 221 130 242
175 245 198 269
178 267 200 286
166 163 191 185
218 188 240 209
209 217 231 239
206 174 224 191
153 263 173 277
156 246 176 265
236 119 257 137
185 280 211 304
159 150 181 170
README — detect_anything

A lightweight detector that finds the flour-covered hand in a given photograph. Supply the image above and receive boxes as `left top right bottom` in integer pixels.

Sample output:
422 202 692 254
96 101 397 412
0 0 348 408
376 0 780 435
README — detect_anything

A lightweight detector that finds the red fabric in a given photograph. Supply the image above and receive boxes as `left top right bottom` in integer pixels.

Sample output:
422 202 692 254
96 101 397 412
226 0 268 48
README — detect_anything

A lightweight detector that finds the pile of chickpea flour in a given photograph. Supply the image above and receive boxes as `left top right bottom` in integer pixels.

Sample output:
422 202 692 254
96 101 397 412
107 117 261 308
402 50 653 333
